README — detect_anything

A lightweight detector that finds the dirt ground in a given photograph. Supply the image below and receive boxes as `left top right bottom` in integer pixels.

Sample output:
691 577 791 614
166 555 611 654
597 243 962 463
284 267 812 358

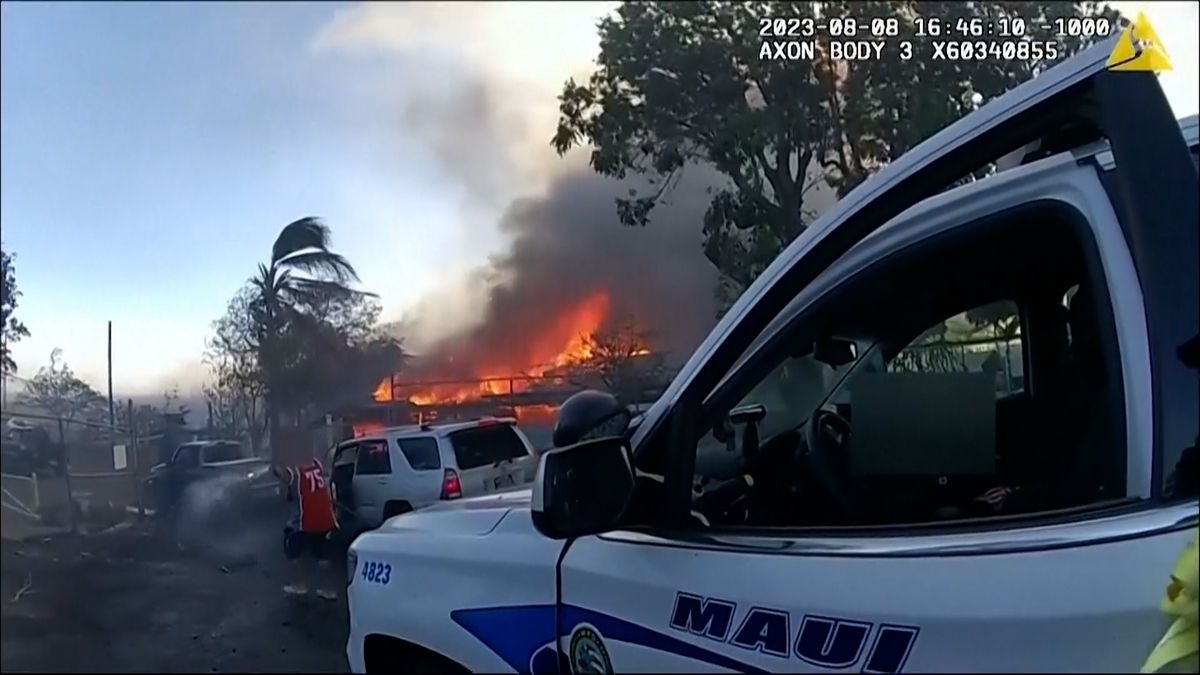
1 502 349 673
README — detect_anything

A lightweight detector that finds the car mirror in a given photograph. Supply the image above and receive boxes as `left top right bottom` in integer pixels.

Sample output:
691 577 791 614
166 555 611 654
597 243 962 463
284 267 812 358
814 337 858 367
728 403 766 426
531 436 635 540
712 403 766 442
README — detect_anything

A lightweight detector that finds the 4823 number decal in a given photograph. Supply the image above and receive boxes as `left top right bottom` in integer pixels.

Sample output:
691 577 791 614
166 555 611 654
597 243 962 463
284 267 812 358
361 560 392 585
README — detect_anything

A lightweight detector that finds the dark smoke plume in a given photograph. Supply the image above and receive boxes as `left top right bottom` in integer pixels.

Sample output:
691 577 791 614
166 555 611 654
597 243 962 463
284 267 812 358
399 165 722 380
367 19 724 381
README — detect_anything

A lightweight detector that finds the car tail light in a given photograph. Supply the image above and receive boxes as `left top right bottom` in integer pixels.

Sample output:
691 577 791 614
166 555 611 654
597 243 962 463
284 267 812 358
440 468 462 500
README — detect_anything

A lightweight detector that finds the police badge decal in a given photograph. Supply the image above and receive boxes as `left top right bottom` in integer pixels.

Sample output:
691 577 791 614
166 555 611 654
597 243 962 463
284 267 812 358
568 624 613 675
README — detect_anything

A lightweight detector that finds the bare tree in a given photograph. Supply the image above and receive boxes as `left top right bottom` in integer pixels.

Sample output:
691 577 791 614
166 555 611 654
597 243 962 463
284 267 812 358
205 285 268 452
17 349 107 423
571 317 673 404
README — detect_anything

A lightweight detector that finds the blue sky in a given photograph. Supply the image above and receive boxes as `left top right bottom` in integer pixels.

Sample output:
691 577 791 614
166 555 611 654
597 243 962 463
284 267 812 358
1 1 568 395
1 1 1196 399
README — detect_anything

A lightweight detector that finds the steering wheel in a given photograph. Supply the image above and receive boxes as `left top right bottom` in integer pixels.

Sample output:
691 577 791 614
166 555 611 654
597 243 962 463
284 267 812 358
805 407 851 458
800 406 857 519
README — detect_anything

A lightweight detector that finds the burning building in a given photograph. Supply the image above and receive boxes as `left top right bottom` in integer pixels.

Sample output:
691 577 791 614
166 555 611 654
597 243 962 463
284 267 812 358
328 164 723 444
362 288 665 446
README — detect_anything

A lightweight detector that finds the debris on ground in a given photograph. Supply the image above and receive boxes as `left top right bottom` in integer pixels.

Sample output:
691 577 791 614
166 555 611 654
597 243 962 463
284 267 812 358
2 505 347 672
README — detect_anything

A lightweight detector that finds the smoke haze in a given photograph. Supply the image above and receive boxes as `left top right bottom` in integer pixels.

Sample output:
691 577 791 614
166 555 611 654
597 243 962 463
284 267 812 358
315 2 724 378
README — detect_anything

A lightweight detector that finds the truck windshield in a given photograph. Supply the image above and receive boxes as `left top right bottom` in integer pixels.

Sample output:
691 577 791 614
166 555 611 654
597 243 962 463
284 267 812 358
201 442 247 463
696 344 870 479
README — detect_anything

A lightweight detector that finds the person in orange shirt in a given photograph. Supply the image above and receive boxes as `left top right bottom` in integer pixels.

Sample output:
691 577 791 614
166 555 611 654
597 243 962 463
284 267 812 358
278 458 339 600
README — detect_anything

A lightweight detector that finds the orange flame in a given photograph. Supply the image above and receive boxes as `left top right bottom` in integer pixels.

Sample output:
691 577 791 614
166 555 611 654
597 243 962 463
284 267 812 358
351 422 388 438
374 290 612 405
513 403 559 426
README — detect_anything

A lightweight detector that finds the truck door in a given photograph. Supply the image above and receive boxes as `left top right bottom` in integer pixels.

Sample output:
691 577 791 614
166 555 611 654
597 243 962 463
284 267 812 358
330 442 359 525
352 439 391 529
556 39 1196 674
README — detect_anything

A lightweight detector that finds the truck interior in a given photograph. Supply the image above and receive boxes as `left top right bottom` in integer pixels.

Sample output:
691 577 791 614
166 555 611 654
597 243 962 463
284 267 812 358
694 200 1128 529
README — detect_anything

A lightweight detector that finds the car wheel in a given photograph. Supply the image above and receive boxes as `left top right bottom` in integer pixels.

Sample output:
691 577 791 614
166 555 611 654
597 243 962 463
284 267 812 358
382 501 412 520
364 636 468 675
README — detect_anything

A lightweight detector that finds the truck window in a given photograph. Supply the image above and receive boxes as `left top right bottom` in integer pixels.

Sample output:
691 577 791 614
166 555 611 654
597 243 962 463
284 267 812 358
693 204 1128 528
1165 143 1199 500
448 425 528 470
173 445 200 468
201 442 245 464
889 300 1025 396
396 437 441 470
355 440 392 475
333 443 358 468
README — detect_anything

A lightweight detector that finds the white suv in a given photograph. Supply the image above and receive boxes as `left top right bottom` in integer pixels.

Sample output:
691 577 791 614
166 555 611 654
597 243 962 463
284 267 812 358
328 417 539 531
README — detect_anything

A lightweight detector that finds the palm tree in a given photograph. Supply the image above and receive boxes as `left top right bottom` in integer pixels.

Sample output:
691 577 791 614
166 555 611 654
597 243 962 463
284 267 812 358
252 217 360 462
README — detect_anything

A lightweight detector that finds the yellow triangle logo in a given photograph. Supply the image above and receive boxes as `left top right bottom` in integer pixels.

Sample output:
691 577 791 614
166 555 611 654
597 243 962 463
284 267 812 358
1107 12 1172 72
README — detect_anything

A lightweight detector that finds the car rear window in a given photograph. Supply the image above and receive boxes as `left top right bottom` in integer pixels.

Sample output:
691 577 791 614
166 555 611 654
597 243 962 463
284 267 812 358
448 425 529 470
396 437 441 470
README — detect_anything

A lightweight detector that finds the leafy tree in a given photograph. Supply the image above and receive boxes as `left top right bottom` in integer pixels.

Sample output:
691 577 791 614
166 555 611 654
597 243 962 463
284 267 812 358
17 349 107 424
888 323 967 375
207 275 407 452
965 300 1021 342
250 217 361 459
1 246 31 374
824 1 1120 194
554 1 1121 311
271 290 408 422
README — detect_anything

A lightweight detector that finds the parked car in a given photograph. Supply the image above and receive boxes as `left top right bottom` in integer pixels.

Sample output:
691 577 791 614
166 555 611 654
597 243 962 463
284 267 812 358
327 416 539 533
146 440 276 515
346 38 1198 674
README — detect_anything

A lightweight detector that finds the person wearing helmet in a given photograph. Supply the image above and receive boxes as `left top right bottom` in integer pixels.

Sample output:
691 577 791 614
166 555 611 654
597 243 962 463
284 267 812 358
279 457 339 601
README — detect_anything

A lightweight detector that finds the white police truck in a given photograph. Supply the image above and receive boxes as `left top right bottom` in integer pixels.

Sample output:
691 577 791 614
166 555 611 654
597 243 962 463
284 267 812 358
346 37 1198 674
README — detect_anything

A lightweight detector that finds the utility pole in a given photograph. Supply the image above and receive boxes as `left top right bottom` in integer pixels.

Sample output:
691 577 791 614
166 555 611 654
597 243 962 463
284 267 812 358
128 399 144 518
107 321 115 427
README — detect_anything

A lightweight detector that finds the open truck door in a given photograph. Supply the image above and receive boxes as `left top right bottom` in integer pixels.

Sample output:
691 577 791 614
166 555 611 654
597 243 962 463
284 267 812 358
550 34 1198 673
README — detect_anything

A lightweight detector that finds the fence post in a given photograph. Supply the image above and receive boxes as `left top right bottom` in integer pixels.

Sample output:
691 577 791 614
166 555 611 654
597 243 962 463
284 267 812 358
128 399 144 518
57 417 77 533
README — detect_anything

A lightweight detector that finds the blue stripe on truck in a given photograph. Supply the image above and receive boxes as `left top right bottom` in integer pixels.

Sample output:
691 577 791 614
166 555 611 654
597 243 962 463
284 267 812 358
450 603 764 674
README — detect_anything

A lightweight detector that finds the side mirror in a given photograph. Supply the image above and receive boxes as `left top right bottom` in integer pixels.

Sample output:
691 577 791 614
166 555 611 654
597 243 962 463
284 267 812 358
531 436 635 539
814 337 858 368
